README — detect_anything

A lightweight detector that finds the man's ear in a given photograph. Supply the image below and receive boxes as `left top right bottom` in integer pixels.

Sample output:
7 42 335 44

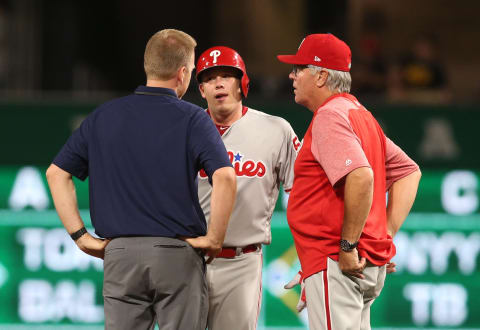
237 79 242 97
198 82 206 99
316 70 328 88
176 65 187 85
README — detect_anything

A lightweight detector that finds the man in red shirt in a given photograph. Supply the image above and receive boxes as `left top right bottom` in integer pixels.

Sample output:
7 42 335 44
277 34 422 329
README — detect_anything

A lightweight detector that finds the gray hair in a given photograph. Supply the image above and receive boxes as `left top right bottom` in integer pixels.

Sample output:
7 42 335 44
308 65 351 93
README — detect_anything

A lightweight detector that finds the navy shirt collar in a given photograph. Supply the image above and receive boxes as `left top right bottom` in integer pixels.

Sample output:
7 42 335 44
135 85 178 98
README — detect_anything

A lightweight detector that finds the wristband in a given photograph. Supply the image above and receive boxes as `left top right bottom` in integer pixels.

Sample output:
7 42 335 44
70 227 87 241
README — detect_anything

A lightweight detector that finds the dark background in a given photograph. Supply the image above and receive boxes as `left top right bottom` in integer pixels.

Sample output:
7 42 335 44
0 0 479 168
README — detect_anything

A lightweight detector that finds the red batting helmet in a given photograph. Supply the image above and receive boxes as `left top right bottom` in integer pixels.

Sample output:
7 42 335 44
196 46 250 98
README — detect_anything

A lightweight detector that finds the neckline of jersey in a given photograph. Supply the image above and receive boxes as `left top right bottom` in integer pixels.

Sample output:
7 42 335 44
208 106 249 135
314 92 352 113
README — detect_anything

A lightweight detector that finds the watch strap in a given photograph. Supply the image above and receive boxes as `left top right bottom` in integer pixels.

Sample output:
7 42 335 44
340 239 359 252
70 227 87 241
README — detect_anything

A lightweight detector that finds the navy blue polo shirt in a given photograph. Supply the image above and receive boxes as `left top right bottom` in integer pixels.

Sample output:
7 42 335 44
53 86 232 238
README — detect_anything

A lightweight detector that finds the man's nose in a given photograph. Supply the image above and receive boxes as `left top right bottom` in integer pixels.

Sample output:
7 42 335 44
215 76 224 87
288 71 295 80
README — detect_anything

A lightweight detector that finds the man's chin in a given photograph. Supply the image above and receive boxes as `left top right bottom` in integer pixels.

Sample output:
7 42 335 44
209 102 236 114
294 96 309 109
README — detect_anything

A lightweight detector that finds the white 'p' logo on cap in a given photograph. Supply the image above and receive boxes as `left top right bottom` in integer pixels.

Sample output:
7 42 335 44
210 50 221 64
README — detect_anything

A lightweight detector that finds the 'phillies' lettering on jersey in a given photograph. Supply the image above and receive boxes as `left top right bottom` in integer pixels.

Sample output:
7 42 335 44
199 151 266 178
198 108 298 247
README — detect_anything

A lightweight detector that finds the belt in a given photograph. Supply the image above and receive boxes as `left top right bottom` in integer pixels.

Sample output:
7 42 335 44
216 244 260 258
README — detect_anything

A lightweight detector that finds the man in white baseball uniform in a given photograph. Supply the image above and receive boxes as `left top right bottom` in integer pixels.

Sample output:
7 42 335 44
196 46 299 330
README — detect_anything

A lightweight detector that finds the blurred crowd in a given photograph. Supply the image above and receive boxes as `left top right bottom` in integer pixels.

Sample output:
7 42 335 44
351 31 451 105
0 1 468 106
350 5 452 105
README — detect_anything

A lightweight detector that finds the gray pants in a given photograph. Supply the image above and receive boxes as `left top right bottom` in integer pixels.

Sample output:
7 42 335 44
206 248 263 330
103 237 208 330
305 258 386 330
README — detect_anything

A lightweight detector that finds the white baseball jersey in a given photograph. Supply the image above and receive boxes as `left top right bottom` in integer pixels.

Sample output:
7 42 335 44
198 107 299 247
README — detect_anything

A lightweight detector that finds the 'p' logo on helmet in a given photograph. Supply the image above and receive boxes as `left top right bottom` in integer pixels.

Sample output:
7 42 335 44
210 50 221 64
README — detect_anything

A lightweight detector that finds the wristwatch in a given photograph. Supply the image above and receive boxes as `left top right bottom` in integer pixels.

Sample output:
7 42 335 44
340 239 358 252
70 227 87 241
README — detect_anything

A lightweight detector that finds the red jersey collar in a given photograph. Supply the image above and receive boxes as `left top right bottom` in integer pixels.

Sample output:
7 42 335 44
207 106 248 135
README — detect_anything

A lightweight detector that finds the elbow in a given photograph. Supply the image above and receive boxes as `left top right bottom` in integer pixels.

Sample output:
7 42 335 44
354 167 374 190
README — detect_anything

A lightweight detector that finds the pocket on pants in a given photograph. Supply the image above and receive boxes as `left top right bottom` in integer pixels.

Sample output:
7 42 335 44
153 244 187 249
104 247 126 256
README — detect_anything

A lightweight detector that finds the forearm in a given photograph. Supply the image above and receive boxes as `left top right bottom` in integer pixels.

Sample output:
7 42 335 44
46 164 109 259
208 167 237 247
386 169 421 237
342 167 374 242
46 164 85 234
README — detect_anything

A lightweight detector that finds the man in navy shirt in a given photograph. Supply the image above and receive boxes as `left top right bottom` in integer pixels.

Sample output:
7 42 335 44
46 29 236 330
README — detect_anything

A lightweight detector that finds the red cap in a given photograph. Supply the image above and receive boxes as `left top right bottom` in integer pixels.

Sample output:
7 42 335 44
277 34 352 72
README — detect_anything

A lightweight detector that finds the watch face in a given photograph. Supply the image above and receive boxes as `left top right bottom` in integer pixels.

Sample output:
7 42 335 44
340 239 357 252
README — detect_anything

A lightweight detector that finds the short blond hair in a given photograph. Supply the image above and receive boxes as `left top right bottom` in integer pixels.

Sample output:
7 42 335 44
144 29 196 80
